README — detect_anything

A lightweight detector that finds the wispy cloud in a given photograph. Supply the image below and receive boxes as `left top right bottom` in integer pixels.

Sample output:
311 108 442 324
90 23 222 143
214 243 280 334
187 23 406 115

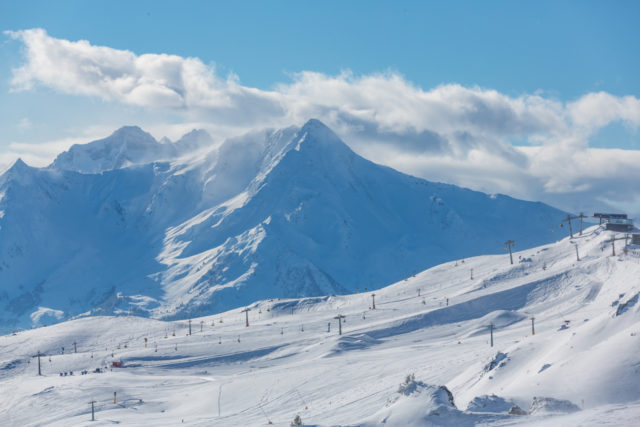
5 28 640 215
0 135 102 169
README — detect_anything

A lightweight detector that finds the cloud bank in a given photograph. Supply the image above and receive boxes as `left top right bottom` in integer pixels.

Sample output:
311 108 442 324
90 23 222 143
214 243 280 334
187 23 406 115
5 29 640 215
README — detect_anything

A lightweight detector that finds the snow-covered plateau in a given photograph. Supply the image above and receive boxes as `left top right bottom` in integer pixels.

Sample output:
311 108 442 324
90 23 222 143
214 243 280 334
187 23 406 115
0 119 567 332
1 224 639 426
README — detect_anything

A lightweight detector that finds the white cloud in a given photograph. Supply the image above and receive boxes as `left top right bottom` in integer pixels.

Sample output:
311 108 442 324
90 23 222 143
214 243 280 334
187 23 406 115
568 92 640 131
0 135 102 169
5 28 283 122
5 28 640 216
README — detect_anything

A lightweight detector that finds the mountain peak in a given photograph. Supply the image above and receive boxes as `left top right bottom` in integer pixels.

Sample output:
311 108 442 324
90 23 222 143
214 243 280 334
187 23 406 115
50 126 163 173
5 157 32 177
105 126 159 149
111 125 151 139
1 157 35 186
301 118 328 130
300 119 340 142
174 129 214 152
289 119 347 154
179 129 211 140
10 158 28 170
0 118 569 332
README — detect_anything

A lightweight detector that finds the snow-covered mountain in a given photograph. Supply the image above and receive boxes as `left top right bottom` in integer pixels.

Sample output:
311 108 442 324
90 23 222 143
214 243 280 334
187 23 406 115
1 225 639 425
50 126 216 175
172 129 215 154
0 119 568 331
50 126 179 173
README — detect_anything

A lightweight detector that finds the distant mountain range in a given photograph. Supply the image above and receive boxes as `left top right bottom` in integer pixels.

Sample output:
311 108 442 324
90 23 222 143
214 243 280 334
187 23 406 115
0 119 567 331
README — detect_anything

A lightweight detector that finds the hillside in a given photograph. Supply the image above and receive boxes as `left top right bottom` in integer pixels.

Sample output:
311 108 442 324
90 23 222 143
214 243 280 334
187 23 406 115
0 225 639 425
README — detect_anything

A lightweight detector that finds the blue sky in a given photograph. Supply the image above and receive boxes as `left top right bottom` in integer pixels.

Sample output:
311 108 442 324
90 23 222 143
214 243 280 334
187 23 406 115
2 1 638 96
0 1 639 214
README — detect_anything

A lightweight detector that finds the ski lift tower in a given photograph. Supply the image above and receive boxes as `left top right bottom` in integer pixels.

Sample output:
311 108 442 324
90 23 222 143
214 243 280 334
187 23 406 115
241 307 251 327
504 240 515 265
334 314 346 335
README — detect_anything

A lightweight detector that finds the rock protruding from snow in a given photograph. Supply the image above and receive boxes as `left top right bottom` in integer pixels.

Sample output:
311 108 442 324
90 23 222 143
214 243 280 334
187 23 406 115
529 396 581 414
484 352 509 373
508 405 528 415
466 394 516 413
393 376 455 409
616 292 639 316
290 414 303 426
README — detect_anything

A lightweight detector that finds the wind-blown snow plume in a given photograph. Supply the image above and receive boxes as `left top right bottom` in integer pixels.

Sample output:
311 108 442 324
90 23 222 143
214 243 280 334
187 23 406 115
0 119 568 331
5 29 640 214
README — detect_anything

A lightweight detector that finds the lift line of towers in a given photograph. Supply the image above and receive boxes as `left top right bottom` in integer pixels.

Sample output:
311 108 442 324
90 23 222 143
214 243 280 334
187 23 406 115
32 213 630 366
29 212 635 380
505 212 636 264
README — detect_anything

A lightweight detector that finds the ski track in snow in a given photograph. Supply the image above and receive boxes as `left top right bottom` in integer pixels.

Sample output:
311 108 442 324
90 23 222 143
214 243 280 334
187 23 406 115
1 225 640 425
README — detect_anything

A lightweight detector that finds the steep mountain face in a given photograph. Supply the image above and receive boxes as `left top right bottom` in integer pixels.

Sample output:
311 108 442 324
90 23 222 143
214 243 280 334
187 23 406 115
0 120 567 331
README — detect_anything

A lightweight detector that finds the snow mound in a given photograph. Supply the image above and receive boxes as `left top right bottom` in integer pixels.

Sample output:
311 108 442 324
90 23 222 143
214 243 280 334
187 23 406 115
529 396 581 414
480 310 526 328
327 333 381 356
466 394 515 413
467 310 526 337
357 375 476 426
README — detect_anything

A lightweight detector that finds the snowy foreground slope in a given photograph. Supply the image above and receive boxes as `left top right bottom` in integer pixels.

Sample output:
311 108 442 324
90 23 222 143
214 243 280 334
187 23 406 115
0 120 567 331
1 225 639 426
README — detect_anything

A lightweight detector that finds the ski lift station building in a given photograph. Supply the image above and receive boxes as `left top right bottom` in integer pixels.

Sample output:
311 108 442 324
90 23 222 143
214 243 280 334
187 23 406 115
607 218 634 232
593 213 634 232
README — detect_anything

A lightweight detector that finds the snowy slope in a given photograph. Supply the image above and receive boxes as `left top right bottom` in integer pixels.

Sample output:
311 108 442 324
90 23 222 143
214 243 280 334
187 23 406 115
0 119 567 331
156 120 569 317
1 225 639 426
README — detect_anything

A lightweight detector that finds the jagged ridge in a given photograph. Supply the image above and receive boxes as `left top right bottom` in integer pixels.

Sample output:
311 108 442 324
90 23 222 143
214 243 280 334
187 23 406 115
0 120 568 330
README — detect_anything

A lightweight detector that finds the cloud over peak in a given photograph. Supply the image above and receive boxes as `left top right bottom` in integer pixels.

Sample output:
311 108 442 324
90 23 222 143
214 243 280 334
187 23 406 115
5 28 640 215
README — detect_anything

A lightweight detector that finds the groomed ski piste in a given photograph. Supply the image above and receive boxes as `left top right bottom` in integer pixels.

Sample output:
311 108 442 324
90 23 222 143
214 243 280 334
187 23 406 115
1 224 640 426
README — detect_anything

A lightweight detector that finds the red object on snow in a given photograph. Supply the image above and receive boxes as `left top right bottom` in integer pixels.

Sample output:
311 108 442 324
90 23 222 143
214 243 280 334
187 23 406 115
112 361 123 367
